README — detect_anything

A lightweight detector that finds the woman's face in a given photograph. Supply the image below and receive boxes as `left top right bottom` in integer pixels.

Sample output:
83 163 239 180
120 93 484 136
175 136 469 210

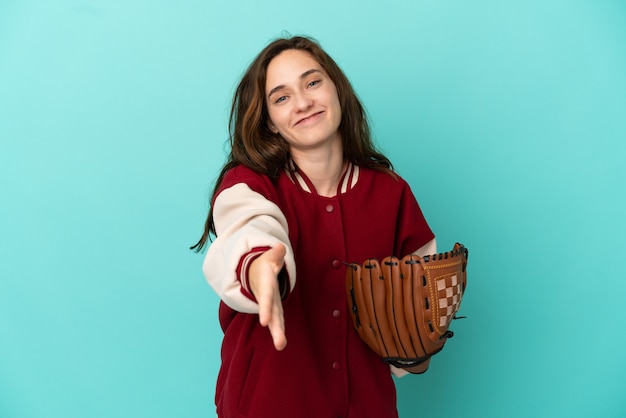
265 49 342 154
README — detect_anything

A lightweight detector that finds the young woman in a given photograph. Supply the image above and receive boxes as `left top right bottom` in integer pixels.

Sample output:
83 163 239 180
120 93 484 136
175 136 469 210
192 35 437 418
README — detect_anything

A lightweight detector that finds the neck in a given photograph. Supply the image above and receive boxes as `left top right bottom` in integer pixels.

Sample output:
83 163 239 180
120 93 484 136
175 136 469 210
291 140 345 197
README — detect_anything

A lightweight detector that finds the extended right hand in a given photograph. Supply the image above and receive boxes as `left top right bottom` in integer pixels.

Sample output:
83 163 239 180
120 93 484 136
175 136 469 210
248 243 287 351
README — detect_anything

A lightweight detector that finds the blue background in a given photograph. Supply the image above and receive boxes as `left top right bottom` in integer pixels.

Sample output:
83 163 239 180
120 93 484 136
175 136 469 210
1 1 625 417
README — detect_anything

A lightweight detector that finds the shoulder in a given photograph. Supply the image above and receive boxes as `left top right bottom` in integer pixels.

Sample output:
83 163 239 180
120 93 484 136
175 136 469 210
218 165 274 193
216 165 282 203
358 166 412 192
220 165 269 189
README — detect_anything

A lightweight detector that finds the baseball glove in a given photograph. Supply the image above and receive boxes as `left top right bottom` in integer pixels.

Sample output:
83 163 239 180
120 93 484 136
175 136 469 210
345 243 468 373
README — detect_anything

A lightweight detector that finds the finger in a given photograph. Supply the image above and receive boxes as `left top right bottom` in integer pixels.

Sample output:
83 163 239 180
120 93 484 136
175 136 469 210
257 285 287 349
267 299 287 350
254 245 286 318
257 287 274 327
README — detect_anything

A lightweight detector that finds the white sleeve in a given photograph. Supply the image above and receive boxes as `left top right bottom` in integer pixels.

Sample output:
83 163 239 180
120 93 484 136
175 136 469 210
390 365 409 378
391 237 438 378
412 237 437 258
202 183 296 313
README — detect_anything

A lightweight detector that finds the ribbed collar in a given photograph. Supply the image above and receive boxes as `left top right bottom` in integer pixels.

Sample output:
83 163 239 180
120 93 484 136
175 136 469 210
284 160 360 197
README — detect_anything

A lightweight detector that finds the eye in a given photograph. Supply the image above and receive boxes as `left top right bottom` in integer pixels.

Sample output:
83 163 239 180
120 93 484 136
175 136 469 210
274 96 288 104
307 79 321 88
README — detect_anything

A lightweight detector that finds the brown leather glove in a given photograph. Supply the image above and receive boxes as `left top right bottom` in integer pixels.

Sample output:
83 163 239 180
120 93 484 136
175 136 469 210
345 243 468 373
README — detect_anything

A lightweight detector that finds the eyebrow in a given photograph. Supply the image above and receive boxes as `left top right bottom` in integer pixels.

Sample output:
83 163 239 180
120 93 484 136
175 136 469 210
267 69 322 99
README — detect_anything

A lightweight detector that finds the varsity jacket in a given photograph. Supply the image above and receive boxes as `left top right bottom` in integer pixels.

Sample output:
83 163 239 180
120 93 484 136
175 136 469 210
203 162 435 418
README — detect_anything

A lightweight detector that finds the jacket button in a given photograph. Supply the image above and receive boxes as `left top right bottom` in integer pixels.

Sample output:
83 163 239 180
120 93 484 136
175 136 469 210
332 362 341 370
332 309 341 318
332 259 341 268
325 204 334 212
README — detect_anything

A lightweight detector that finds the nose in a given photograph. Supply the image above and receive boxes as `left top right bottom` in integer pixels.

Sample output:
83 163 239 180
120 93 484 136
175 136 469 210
294 92 313 112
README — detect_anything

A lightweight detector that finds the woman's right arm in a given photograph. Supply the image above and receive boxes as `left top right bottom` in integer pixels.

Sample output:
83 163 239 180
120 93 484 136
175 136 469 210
202 181 296 315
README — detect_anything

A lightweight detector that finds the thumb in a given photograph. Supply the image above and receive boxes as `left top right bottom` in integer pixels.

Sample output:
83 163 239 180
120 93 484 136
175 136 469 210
265 243 286 270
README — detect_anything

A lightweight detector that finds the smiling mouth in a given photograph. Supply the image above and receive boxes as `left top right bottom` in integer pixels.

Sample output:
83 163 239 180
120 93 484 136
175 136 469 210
295 111 323 126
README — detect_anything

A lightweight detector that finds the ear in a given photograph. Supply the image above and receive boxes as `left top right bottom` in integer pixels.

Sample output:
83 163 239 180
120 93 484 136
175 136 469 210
267 119 278 134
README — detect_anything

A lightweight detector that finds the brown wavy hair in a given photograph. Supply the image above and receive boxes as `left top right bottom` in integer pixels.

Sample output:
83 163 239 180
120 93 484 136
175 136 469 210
191 35 393 251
